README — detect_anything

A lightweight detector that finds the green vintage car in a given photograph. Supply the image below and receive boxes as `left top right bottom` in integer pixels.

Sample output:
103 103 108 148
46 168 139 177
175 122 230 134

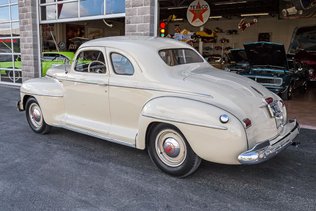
0 51 75 82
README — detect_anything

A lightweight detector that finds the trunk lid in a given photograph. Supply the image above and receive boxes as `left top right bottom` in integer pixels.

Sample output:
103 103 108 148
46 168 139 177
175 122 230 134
180 64 283 148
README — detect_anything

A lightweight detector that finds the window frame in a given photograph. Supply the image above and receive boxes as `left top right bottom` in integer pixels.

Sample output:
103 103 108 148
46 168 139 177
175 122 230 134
158 48 205 67
110 52 135 76
73 49 107 74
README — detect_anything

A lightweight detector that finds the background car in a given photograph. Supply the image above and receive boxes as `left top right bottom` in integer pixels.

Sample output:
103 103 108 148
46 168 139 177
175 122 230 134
225 48 249 73
0 51 74 82
17 37 299 177
288 25 316 81
240 42 309 100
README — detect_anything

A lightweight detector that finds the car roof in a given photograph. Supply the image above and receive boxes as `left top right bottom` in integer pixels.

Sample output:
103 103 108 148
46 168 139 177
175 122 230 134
80 36 191 51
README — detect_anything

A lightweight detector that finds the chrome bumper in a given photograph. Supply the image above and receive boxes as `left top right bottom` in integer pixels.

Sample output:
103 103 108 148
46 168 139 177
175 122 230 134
238 120 300 164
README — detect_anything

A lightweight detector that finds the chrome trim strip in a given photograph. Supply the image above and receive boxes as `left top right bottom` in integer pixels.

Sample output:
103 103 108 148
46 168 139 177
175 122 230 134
61 124 136 148
64 79 108 86
56 78 211 98
21 91 63 98
142 114 228 130
109 83 213 98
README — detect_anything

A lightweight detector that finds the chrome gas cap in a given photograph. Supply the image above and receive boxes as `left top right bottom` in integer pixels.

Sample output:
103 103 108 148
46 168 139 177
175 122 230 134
163 138 180 158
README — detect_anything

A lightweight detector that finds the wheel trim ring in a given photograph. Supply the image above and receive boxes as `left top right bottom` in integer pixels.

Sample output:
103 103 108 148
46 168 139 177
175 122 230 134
155 129 187 167
29 103 43 129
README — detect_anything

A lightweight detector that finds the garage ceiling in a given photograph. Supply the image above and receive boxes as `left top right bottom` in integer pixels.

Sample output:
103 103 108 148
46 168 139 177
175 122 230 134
159 0 279 19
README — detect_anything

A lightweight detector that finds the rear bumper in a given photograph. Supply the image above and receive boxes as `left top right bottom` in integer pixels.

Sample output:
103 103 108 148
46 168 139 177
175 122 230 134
238 119 300 164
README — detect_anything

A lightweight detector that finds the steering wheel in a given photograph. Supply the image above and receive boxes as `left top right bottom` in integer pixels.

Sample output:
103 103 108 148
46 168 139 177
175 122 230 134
88 61 106 73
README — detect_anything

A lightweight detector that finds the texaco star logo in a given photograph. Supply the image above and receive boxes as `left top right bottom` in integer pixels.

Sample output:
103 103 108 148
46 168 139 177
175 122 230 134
187 0 210 27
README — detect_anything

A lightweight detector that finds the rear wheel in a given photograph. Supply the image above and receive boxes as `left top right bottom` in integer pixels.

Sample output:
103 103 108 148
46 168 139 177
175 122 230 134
147 123 201 177
25 97 51 134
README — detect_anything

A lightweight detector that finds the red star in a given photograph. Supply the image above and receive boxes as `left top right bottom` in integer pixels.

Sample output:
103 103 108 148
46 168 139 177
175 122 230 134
189 2 208 23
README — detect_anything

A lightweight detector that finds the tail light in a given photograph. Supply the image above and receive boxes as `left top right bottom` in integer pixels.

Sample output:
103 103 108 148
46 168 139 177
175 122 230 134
265 97 273 104
243 118 252 128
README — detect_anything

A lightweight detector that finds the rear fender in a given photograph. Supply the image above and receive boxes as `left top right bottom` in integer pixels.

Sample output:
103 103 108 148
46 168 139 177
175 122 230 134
136 96 246 154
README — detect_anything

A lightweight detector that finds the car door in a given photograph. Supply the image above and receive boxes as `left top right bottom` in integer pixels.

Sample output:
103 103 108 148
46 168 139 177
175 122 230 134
62 47 110 136
106 47 153 145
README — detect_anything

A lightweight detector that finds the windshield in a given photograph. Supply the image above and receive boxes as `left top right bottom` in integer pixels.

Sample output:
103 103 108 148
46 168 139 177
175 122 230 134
289 25 316 53
159 48 204 66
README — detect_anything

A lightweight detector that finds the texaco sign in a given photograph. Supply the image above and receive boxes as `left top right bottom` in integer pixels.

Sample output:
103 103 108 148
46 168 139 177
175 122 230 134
187 0 210 27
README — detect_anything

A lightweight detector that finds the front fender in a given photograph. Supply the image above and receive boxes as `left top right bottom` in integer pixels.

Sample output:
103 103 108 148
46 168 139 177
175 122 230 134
21 77 64 97
20 77 64 126
136 96 248 164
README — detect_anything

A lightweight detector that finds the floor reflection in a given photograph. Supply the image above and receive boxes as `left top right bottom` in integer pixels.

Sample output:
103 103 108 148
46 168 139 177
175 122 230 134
285 82 316 128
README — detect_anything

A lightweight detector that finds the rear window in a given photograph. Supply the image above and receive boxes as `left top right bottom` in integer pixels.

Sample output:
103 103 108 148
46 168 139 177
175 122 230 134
159 48 204 66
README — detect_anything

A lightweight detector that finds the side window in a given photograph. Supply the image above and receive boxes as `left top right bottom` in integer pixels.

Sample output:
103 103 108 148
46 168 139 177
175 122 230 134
111 53 134 75
74 50 106 74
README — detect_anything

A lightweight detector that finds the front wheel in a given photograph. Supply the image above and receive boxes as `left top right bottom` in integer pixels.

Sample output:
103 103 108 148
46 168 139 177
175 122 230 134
281 84 293 100
25 97 51 134
147 124 201 177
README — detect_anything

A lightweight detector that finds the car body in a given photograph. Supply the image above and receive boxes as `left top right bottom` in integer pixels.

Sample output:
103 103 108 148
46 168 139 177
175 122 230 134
0 51 74 81
17 37 300 177
240 42 308 100
225 48 249 73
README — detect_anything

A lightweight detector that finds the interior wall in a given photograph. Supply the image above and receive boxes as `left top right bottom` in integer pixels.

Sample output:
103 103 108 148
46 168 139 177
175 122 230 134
167 17 316 52
40 19 125 52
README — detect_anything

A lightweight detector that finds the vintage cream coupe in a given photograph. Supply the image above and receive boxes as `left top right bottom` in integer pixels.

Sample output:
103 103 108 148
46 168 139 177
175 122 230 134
17 37 300 177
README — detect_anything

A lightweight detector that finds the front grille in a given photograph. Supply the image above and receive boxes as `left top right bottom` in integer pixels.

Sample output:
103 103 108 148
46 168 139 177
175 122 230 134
248 76 282 86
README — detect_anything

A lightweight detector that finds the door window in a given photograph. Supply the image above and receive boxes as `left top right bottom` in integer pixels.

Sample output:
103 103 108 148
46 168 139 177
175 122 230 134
110 53 134 75
74 50 106 74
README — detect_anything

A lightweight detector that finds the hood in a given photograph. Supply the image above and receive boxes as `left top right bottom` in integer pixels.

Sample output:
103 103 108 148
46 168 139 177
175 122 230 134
244 42 288 69
229 49 248 63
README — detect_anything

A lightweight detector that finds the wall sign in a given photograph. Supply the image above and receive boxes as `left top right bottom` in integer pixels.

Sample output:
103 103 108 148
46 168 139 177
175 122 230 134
187 0 210 27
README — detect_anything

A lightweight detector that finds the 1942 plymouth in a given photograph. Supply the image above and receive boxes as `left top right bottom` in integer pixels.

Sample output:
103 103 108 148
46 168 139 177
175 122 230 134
17 37 300 177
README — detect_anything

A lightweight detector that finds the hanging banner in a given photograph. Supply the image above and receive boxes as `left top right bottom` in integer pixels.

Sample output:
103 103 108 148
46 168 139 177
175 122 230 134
187 0 210 27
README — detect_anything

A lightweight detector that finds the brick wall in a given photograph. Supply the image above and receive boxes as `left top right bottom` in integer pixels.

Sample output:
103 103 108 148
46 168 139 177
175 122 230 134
125 0 155 36
18 0 40 81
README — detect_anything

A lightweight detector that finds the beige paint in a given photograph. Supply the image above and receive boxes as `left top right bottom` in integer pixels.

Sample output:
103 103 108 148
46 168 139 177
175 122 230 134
20 36 297 164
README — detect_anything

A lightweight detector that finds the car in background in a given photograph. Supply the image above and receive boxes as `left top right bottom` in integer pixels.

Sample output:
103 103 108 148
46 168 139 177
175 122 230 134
0 51 74 82
41 52 75 76
288 25 316 81
240 42 308 100
17 36 299 177
225 48 249 73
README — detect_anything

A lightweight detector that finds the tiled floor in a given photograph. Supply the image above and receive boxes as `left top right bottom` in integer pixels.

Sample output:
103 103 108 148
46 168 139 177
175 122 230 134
285 82 316 129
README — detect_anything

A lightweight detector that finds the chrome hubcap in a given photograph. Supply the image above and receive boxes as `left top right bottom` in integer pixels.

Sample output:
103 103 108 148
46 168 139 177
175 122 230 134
163 138 180 158
155 129 187 167
29 103 43 129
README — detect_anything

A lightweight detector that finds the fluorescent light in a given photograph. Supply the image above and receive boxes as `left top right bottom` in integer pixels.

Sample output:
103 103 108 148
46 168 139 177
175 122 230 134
173 18 184 21
241 13 269 17
209 16 223 19
215 1 247 6
167 6 188 10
